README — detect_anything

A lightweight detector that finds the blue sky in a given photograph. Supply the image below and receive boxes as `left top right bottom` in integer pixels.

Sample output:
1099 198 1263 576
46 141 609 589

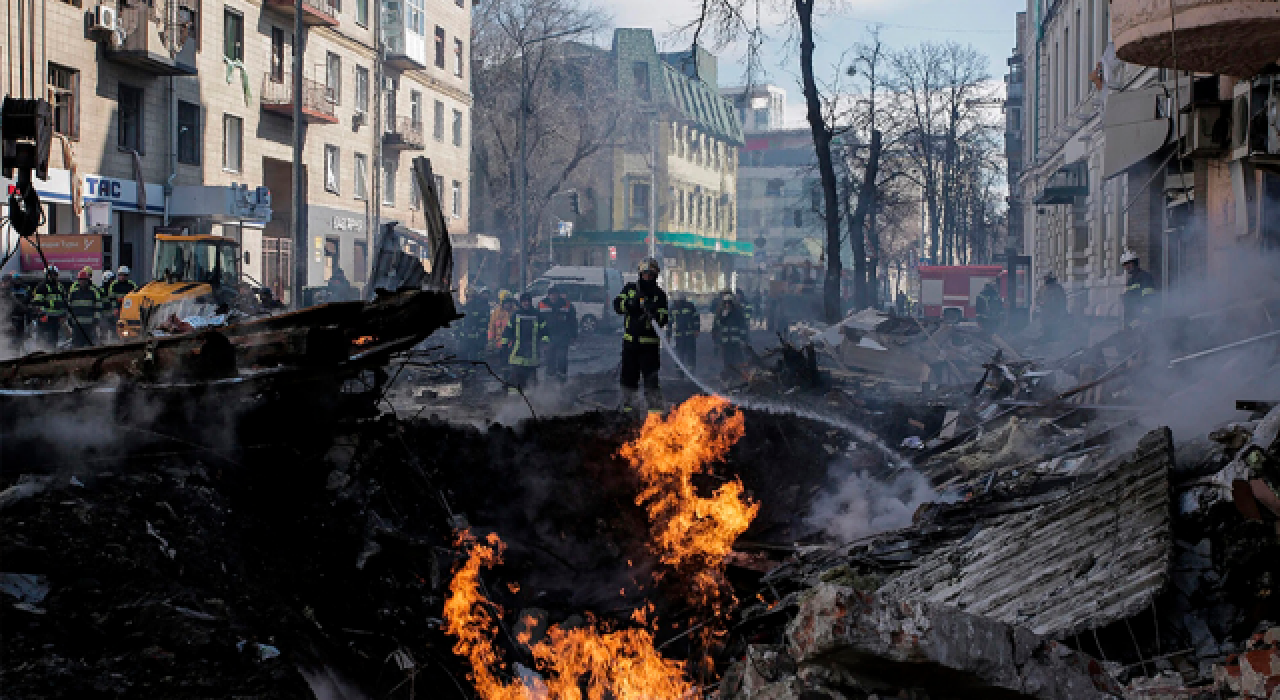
597 0 1026 122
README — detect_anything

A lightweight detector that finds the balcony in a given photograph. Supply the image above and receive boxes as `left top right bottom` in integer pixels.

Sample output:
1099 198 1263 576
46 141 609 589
383 117 425 150
260 74 339 124
1035 160 1089 205
264 0 339 28
1112 0 1280 77
105 4 197 76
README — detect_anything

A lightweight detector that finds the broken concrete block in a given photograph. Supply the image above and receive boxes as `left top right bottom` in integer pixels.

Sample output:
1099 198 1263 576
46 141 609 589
786 585 1123 700
1239 648 1280 698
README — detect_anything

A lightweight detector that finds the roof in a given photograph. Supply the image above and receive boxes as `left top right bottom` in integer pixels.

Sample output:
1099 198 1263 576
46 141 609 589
660 62 743 145
879 428 1174 639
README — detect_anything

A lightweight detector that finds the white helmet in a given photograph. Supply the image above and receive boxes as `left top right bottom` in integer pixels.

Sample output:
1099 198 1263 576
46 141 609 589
1120 250 1139 266
117 265 132 275
103 270 116 282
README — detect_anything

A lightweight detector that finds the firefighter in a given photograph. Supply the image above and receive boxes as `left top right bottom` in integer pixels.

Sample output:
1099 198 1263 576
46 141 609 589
458 287 491 362
1120 250 1157 329
67 268 103 348
31 265 68 349
975 280 1004 334
499 292 548 392
1038 273 1068 340
736 289 754 329
712 290 750 379
104 265 138 339
613 257 669 414
326 267 355 302
488 290 515 352
538 285 577 382
668 292 700 371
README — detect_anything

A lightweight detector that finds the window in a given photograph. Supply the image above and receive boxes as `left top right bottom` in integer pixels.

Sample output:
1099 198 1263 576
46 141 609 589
408 0 424 34
118 84 143 152
632 62 650 100
177 101 201 165
793 210 803 228
433 100 444 140
453 39 464 77
355 0 368 26
410 175 422 210
434 27 445 68
452 109 463 147
631 183 650 220
325 52 341 104
434 175 444 202
355 66 369 114
324 239 339 280
270 27 285 82
410 91 422 127
222 114 243 171
382 163 395 205
354 153 368 199
224 9 243 61
765 179 783 197
324 145 340 194
451 180 461 217
455 0 464 6
48 64 78 139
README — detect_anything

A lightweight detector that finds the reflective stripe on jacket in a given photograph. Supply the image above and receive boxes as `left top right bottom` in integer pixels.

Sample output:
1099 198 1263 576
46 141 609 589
671 301 700 337
712 307 749 347
612 282 668 344
499 310 548 366
31 281 69 317
67 281 103 322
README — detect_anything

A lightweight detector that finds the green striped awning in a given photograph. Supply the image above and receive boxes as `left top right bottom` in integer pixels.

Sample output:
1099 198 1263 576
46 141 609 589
558 230 754 256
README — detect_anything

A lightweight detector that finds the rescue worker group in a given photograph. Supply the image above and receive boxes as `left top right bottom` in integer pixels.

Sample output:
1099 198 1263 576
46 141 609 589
1 264 137 350
452 257 753 414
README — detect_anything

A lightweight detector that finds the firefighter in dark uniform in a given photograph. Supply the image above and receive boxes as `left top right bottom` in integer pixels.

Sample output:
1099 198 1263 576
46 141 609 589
499 292 548 392
613 257 669 414
31 265 68 349
67 267 103 348
458 287 491 362
975 281 1004 333
1038 273 1068 341
538 285 578 382
668 292 700 371
104 265 138 341
712 290 750 379
1120 250 1157 329
736 289 754 329
1 273 30 350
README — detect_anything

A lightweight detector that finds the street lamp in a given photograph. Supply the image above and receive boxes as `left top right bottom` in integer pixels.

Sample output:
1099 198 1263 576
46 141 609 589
516 25 590 292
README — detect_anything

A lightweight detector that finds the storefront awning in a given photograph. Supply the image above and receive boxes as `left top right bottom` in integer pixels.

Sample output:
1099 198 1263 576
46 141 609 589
450 233 501 252
0 169 271 222
557 230 754 256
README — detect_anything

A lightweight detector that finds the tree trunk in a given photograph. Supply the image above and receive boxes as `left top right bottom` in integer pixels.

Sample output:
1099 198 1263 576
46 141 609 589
796 0 842 322
848 130 881 311
842 176 866 310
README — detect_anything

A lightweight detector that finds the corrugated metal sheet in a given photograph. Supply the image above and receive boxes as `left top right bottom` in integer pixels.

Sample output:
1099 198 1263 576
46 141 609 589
880 428 1173 639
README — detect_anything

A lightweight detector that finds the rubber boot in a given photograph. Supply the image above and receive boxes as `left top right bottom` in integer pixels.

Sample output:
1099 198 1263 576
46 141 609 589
644 384 664 415
619 387 639 414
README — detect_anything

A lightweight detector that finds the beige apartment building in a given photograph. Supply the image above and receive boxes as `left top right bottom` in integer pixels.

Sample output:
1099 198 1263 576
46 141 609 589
1 0 471 304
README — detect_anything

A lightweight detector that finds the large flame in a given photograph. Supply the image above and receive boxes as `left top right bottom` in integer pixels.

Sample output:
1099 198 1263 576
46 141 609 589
444 531 693 699
619 395 758 609
444 397 756 699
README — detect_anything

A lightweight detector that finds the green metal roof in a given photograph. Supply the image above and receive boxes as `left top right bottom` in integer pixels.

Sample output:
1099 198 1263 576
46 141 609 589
558 230 754 256
661 63 744 145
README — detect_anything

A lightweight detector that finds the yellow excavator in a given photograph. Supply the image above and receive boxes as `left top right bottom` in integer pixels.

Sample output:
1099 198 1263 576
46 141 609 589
117 233 243 340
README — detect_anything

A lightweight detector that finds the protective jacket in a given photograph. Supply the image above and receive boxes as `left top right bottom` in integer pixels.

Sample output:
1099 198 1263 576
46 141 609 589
460 297 491 340
670 300 700 338
67 280 103 324
1122 269 1157 328
499 308 549 366
712 305 749 348
538 296 578 341
105 278 138 315
31 280 69 318
613 281 668 344
975 287 1004 325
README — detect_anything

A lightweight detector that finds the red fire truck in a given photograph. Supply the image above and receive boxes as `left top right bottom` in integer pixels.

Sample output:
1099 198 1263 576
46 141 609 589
917 265 1007 321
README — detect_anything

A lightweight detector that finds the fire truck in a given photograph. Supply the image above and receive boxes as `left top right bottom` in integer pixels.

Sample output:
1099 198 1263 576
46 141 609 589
917 262 1031 324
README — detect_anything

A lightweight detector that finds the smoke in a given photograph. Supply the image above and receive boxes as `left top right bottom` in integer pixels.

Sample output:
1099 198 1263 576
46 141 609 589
804 462 939 543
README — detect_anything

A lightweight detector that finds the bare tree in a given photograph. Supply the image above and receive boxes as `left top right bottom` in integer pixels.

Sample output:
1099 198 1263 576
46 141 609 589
470 0 617 286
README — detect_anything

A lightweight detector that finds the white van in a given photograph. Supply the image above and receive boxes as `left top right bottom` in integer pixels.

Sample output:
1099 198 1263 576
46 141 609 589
526 266 625 333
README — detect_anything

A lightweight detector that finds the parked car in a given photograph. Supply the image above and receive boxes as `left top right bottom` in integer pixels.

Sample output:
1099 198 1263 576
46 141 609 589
526 266 624 334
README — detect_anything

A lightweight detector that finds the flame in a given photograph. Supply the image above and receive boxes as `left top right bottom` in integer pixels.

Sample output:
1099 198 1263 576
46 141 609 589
445 531 693 699
444 397 756 699
618 396 758 609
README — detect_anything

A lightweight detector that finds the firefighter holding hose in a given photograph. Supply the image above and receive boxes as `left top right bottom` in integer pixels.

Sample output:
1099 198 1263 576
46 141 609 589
613 258 669 414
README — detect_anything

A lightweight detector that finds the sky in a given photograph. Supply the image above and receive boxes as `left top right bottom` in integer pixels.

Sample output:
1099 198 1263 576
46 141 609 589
593 0 1026 125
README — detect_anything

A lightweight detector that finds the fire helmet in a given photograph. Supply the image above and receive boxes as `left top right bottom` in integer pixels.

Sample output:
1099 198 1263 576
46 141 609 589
519 292 533 304
117 265 131 275
77 268 92 280
638 257 660 276
1120 250 1140 266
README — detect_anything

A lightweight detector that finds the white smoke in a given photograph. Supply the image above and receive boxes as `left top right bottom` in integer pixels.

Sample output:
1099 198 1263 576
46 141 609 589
804 466 938 543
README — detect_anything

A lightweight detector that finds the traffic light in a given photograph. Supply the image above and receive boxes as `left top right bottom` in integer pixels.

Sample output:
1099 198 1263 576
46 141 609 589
568 191 580 215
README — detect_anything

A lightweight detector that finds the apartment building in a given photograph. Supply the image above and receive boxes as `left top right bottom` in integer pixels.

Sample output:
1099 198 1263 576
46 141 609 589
546 30 749 296
1 0 470 304
1013 0 1166 319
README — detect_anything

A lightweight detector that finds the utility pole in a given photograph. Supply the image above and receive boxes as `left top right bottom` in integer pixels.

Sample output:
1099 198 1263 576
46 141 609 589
649 117 657 262
291 0 306 307
371 0 383 289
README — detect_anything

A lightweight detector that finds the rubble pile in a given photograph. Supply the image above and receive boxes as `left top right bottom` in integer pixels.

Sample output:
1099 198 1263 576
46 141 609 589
0 407 845 698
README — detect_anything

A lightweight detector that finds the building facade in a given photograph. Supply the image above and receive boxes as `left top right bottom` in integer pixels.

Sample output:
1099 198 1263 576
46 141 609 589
546 30 749 296
1013 0 1167 320
1 0 470 304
